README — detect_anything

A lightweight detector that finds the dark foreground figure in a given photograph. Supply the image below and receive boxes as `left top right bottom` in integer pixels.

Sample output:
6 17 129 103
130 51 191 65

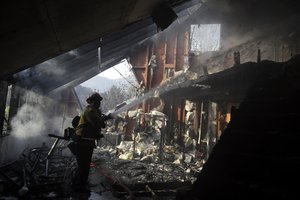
178 55 300 199
72 92 111 192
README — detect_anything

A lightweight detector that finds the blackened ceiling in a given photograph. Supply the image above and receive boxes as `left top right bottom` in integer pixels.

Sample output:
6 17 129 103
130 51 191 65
0 0 191 79
3 0 201 94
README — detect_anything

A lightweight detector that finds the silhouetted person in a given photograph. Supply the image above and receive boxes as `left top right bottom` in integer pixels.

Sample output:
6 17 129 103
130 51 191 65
72 92 111 192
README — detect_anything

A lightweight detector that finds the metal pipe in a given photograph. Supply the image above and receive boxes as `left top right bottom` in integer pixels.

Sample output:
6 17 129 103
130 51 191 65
98 46 101 71
47 138 60 158
257 48 261 63
72 87 83 111
46 136 61 176
197 101 203 145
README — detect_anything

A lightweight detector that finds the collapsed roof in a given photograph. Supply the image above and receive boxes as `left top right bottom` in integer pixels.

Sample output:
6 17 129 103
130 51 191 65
1 0 300 95
2 0 201 94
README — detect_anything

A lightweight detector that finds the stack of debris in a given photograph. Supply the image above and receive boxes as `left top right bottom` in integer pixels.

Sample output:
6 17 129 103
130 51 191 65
183 100 197 152
156 70 199 97
0 142 76 199
92 149 202 199
113 110 166 161
90 109 204 199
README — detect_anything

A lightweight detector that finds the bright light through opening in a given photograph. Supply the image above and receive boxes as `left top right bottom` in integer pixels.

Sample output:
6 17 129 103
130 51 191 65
80 59 138 93
98 59 133 80
190 24 221 52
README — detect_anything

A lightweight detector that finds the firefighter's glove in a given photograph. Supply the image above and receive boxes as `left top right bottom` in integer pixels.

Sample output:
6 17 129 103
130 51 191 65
107 113 113 120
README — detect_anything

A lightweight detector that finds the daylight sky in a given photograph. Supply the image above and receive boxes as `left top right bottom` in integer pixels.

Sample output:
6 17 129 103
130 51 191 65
98 59 133 79
80 59 138 92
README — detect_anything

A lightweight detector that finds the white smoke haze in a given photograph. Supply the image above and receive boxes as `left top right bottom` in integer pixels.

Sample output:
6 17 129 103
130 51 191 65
0 89 68 163
36 59 66 76
10 105 63 140
15 90 64 138
10 105 47 139
68 49 79 57
110 72 196 117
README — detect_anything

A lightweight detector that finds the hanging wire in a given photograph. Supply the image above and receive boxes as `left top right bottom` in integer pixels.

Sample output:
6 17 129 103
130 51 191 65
112 65 139 89
125 59 140 84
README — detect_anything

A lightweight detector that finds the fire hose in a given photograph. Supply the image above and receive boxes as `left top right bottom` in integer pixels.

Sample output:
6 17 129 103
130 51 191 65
90 161 133 200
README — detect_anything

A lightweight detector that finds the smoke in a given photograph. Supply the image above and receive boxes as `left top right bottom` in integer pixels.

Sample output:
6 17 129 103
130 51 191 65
110 90 155 118
68 49 79 57
1 89 67 163
221 28 263 50
110 72 198 117
35 59 66 76
11 105 46 139
13 58 67 93
10 105 63 140
184 0 300 52
13 90 64 137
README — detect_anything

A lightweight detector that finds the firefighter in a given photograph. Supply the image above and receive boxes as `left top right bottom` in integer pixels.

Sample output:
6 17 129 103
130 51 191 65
72 92 111 192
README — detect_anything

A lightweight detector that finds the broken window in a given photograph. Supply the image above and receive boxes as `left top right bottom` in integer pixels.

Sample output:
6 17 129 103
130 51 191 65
190 24 221 52
79 59 139 113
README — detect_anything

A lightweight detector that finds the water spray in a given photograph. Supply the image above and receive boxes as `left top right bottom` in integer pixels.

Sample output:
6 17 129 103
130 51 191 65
108 71 210 118
109 89 156 118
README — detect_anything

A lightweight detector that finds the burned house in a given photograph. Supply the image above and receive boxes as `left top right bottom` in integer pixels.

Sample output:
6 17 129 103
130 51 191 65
1 0 300 199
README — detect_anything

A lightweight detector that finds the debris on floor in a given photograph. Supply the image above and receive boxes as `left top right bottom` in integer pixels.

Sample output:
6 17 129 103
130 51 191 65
0 142 76 199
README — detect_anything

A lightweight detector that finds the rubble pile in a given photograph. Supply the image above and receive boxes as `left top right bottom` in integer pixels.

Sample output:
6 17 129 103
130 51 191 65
93 110 203 187
0 142 76 199
116 110 166 159
155 71 199 97
183 100 197 151
109 158 201 184
92 146 202 199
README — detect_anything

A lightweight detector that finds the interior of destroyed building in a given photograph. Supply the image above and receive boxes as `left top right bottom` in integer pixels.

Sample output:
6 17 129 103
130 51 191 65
1 0 300 199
